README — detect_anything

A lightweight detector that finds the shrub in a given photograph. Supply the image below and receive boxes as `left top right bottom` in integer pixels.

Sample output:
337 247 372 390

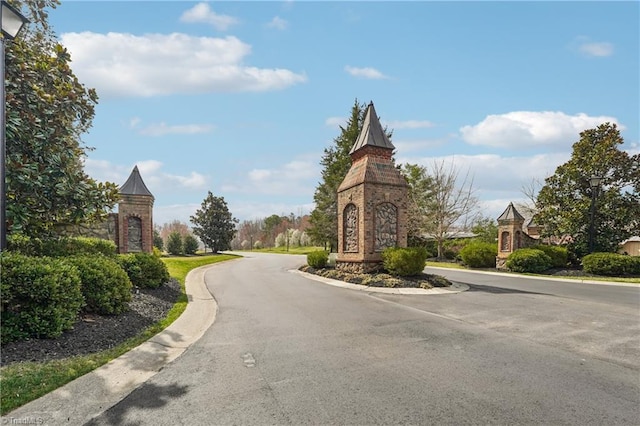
506 248 552 273
65 256 132 315
167 232 183 255
7 235 117 257
253 240 263 250
535 245 568 268
118 252 170 289
307 250 329 268
1 253 83 343
382 247 428 276
459 241 497 268
582 252 640 276
183 234 199 255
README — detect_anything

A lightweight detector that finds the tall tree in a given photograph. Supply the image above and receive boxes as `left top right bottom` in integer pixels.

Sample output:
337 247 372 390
308 99 393 251
190 191 238 253
536 123 639 257
400 163 435 246
424 159 479 259
5 0 119 238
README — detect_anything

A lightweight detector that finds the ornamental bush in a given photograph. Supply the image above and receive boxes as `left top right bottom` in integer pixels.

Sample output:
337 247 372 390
65 256 132 315
534 245 568 268
506 248 552 273
382 247 428 276
7 234 117 257
1 253 84 343
166 231 183 255
582 252 640 276
307 250 329 268
459 241 497 268
183 234 200 255
118 252 170 289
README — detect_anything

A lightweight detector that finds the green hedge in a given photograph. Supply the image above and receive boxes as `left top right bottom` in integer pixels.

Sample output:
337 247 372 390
7 234 117 257
582 252 640 276
1 253 84 343
534 245 569 268
118 252 170 289
382 247 428 276
506 248 552 273
459 241 497 268
65 256 132 315
307 250 329 268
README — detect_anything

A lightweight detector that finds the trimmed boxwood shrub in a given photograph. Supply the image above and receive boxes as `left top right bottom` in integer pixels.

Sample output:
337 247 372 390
1 253 84 343
534 245 568 268
65 255 132 315
118 252 170 289
459 241 497 268
582 252 640 276
307 250 329 268
506 248 552 273
382 247 428 276
7 234 117 258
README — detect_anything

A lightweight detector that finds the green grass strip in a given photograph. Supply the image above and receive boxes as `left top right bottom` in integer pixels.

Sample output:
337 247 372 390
0 253 239 414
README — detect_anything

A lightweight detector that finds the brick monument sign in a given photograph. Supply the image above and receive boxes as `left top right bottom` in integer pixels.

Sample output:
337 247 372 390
336 102 409 273
117 166 154 253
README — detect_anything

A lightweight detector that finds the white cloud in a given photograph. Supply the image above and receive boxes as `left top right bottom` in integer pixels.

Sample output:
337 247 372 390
344 65 389 80
180 3 239 31
459 111 622 149
223 158 319 196
267 16 288 30
137 122 214 137
60 32 307 98
325 116 346 128
579 42 614 57
383 120 435 129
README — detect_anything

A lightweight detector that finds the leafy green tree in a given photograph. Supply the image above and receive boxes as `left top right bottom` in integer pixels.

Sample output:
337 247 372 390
308 99 393 251
262 214 283 247
536 123 639 257
5 0 119 238
166 231 183 255
153 229 164 251
183 234 199 255
190 191 238 253
471 215 499 244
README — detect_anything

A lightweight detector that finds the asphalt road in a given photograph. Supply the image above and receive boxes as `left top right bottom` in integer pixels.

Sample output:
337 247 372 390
88 253 640 425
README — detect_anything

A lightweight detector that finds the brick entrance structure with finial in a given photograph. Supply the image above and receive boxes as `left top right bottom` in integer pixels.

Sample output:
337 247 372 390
118 166 154 253
336 102 409 273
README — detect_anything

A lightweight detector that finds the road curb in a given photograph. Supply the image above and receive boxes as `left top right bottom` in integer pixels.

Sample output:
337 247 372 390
291 269 469 295
3 263 219 425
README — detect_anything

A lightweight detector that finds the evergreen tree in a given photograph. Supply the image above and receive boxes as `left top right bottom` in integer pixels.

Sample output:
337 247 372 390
183 234 199 255
190 191 238 253
166 231 183 255
5 0 119 239
308 99 394 251
536 123 639 257
153 229 164 251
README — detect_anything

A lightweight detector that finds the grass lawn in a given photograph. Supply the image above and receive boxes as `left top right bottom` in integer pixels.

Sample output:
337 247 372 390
0 253 239 414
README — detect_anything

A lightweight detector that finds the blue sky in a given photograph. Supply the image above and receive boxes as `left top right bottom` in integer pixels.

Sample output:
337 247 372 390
47 1 639 226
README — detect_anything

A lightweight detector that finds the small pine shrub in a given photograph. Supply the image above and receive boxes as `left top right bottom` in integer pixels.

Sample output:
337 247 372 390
183 234 200 255
118 252 170 289
382 247 428 276
1 253 84 343
535 245 568 268
307 250 329 268
459 241 497 268
167 232 183 255
65 256 132 315
582 252 640 276
506 248 552 273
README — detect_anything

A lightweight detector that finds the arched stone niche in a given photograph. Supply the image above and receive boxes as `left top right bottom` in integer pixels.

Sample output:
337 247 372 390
343 203 359 253
127 216 143 252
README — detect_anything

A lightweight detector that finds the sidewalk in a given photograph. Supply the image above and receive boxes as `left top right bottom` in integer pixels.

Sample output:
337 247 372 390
2 264 219 426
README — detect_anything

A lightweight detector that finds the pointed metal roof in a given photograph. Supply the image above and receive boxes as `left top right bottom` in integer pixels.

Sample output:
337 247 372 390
497 202 525 222
120 166 154 197
349 102 395 155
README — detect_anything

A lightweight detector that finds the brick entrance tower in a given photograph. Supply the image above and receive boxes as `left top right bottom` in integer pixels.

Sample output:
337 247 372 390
496 202 525 269
336 102 409 273
118 166 154 253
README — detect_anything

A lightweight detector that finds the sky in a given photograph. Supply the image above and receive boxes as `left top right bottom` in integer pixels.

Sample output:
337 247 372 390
46 1 639 227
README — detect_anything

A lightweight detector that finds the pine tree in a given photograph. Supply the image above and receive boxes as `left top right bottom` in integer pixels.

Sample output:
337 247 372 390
190 192 238 253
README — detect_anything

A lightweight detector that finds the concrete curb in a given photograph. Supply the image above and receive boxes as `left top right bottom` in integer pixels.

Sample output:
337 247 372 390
3 263 219 426
291 269 469 295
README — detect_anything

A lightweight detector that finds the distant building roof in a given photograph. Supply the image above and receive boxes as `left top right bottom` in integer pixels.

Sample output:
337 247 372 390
497 202 525 222
120 166 154 198
349 102 395 155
